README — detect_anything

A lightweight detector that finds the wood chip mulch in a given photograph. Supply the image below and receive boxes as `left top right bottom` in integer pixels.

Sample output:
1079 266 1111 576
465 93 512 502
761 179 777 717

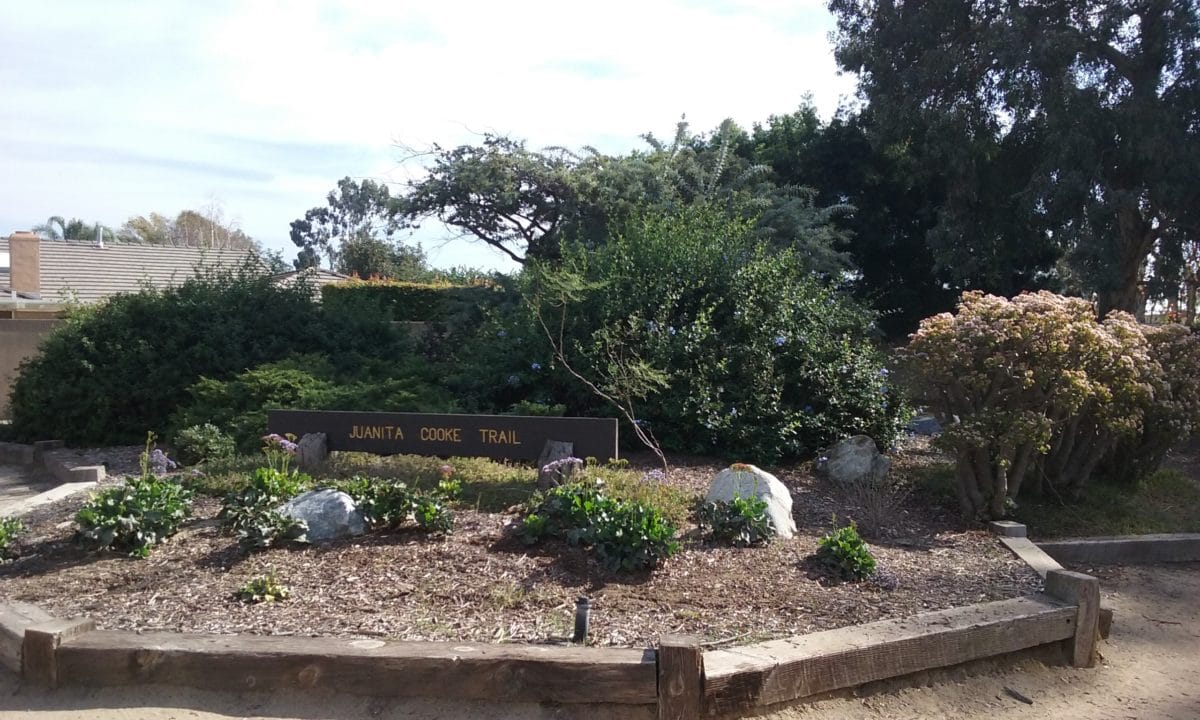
0 438 1041 648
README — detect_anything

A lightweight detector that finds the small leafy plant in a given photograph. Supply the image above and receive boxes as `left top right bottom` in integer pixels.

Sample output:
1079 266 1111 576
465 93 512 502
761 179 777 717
520 480 679 571
236 571 290 603
335 475 455 534
815 519 877 582
695 495 774 547
0 517 24 559
173 423 236 465
219 467 312 551
75 476 193 557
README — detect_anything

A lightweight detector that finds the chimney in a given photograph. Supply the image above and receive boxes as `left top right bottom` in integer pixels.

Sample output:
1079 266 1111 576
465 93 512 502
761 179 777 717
8 232 41 295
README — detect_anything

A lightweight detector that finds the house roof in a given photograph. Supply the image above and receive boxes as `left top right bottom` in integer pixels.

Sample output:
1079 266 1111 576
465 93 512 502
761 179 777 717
0 238 265 305
270 267 353 299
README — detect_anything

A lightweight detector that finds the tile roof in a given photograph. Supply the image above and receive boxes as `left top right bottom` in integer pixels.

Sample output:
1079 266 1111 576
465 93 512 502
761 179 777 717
0 238 265 305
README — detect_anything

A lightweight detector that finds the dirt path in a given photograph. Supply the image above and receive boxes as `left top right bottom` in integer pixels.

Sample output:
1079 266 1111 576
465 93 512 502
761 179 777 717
1 564 1197 719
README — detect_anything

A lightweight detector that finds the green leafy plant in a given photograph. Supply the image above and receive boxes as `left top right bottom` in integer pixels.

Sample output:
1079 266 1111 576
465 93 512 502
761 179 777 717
413 496 454 534
695 495 774 547
0 517 23 559
236 571 291 603
75 476 193 557
815 519 877 582
520 480 679 571
219 467 312 551
335 475 454 534
172 423 236 465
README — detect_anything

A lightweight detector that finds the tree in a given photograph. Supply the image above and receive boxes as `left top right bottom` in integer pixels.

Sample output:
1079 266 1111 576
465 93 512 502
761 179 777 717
296 121 855 274
290 177 402 268
336 234 428 280
32 216 113 243
829 0 1200 316
118 209 255 250
399 136 579 264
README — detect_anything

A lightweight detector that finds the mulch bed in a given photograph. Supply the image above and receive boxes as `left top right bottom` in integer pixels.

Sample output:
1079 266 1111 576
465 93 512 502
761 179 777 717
0 438 1040 648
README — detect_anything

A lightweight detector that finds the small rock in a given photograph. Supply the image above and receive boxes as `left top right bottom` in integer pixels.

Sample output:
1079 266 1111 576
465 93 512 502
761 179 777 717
277 489 365 543
815 435 891 487
296 433 328 471
705 464 797 538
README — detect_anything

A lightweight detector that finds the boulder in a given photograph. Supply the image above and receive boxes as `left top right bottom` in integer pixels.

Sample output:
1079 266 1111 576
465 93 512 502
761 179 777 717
296 432 328 471
815 435 891 487
705 464 797 538
277 489 366 543
905 413 943 436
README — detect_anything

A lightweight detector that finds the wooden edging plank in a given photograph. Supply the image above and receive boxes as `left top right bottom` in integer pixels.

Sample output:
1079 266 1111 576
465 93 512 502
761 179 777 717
54 631 657 705
1038 534 1200 565
702 594 1075 715
0 602 53 673
1000 536 1064 578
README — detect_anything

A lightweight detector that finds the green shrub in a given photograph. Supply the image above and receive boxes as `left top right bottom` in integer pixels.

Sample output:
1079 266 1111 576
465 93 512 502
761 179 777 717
171 355 457 452
172 423 236 465
9 263 325 445
695 496 774 547
236 571 290 603
0 517 23 559
75 476 193 557
334 475 454 534
321 279 490 322
901 291 1158 518
815 520 876 582
520 480 679 571
520 204 910 461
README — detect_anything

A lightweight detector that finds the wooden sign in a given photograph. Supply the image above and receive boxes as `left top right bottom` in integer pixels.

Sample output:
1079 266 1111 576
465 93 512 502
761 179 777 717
267 409 619 462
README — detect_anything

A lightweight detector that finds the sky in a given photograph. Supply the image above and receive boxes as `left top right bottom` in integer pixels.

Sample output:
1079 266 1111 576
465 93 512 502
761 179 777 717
0 0 857 271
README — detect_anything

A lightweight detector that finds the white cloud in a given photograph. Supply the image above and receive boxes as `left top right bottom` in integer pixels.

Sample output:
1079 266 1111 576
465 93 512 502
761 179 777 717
0 0 855 269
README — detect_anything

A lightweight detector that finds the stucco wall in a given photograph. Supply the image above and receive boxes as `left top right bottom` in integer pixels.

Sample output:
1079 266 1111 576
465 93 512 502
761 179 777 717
0 319 58 420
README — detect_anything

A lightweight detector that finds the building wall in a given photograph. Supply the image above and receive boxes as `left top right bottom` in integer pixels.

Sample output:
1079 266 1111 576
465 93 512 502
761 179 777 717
0 319 59 420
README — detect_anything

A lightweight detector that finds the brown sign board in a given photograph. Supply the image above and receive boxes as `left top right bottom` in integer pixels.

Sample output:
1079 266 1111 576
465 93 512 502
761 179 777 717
267 409 619 462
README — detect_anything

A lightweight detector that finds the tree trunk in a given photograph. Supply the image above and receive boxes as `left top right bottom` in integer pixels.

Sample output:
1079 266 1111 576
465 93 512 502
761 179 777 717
1096 209 1157 318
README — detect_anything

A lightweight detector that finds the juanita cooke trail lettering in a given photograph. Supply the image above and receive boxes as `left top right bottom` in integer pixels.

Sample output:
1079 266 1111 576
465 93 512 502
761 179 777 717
348 424 523 445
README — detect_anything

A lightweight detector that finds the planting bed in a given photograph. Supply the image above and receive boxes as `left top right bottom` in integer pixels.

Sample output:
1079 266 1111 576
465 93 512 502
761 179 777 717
0 438 1039 648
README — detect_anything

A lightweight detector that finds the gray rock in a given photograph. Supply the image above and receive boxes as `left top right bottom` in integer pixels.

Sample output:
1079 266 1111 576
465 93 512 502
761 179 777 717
906 413 942 436
705 464 797 538
277 489 366 543
296 432 328 471
815 435 891 487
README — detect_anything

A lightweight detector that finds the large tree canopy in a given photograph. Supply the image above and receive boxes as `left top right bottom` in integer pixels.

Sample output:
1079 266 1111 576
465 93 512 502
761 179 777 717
294 119 854 276
829 0 1200 315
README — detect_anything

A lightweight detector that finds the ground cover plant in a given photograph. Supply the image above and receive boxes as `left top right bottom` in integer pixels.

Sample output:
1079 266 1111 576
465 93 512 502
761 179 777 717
0 517 22 559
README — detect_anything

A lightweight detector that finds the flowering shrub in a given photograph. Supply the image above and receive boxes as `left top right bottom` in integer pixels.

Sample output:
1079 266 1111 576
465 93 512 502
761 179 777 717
1105 324 1200 485
901 291 1159 517
261 433 299 475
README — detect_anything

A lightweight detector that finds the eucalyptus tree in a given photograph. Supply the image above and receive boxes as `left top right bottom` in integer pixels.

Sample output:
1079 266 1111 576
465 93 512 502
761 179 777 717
829 0 1200 315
